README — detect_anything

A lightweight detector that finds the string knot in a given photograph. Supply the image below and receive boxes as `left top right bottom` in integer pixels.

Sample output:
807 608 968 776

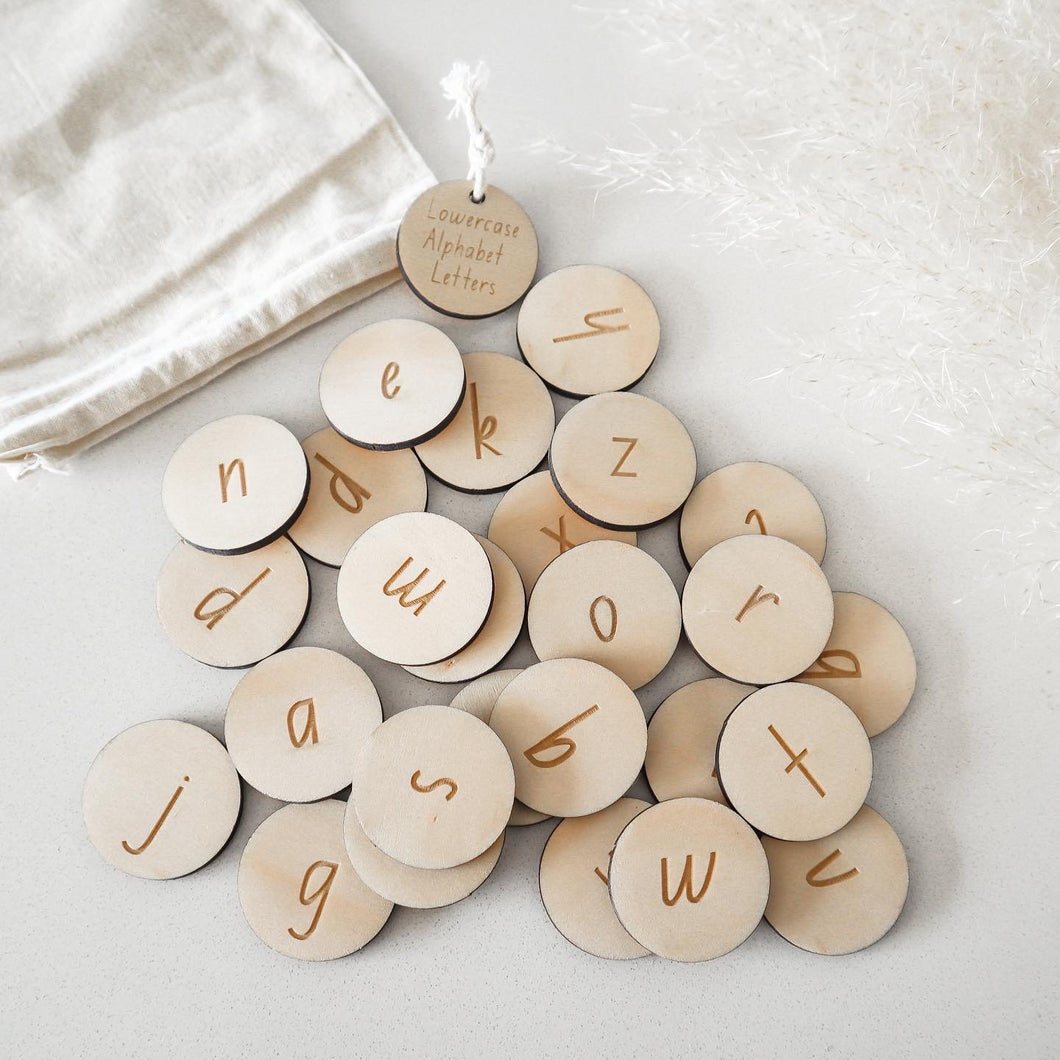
440 61 495 203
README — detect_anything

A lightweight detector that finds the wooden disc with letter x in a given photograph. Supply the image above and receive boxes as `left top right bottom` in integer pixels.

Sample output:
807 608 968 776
716 683 872 842
83 720 241 880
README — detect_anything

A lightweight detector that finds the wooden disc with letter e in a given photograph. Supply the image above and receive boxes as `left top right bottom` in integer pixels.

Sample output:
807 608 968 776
83 719 241 880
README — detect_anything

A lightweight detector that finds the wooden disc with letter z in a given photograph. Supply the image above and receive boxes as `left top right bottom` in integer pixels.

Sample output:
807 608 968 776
318 319 465 450
162 414 308 554
517 265 661 397
682 534 834 685
83 719 241 880
549 392 697 530
608 797 769 963
716 683 872 842
238 801 393 961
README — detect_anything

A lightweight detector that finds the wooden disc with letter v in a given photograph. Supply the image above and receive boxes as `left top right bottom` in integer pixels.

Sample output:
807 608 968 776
549 392 697 530
608 797 769 963
517 265 661 397
287 427 427 567
679 461 827 568
351 705 514 870
224 646 381 802
396 180 538 318
795 591 917 737
682 534 834 685
157 536 310 668
83 719 241 880
488 658 647 818
336 511 493 666
161 414 308 554
318 319 465 450
762 804 909 955
716 683 872 842
238 801 393 961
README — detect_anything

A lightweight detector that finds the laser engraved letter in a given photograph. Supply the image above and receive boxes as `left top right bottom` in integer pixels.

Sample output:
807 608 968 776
193 568 271 629
552 307 630 344
313 452 372 514
589 595 618 643
734 584 781 623
470 382 501 459
382 557 446 616
745 508 767 535
661 852 716 906
540 514 574 554
410 770 459 801
381 361 401 399
594 846 617 886
122 777 189 855
610 437 638 478
797 650 863 680
806 849 860 888
286 698 318 748
767 724 826 798
219 459 247 503
523 705 600 768
287 860 338 941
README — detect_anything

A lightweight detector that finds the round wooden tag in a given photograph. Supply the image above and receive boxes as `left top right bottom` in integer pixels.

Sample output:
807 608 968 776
318 319 465 450
538 798 652 960
287 427 427 567
487 470 637 594
679 461 827 568
238 801 393 961
608 797 769 963
549 392 697 530
517 265 661 397
336 512 493 666
396 180 538 318
528 540 680 691
83 719 241 880
716 683 872 841
350 705 514 870
762 804 908 955
161 414 308 554
795 591 916 737
681 535 834 685
414 351 555 493
157 536 310 668
224 646 381 802
488 659 647 818
644 678 754 804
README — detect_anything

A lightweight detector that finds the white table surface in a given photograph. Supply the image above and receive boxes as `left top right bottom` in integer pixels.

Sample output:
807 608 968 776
3 2 1056 1057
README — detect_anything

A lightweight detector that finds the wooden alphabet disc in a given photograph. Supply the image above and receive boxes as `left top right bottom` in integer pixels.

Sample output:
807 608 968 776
336 512 493 666
157 536 310 668
517 265 661 397
318 319 465 450
396 180 538 318
681 535 834 685
224 646 382 802
287 428 427 567
716 683 872 841
527 539 680 690
161 414 308 554
538 798 652 960
238 801 393 961
608 797 769 963
488 659 647 818
350 705 514 870
549 392 697 530
83 720 241 880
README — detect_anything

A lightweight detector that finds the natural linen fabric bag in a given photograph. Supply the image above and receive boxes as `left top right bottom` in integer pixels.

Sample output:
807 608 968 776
0 0 435 477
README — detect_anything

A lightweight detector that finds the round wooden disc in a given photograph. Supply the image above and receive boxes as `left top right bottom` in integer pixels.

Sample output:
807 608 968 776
396 180 538 319
517 265 661 397
681 535 834 684
403 536 525 683
318 319 465 450
549 392 697 530
488 659 647 818
336 512 493 666
795 591 916 737
287 427 427 567
487 470 637 594
527 540 680 690
679 461 827 568
762 804 909 955
238 801 393 961
644 678 754 804
157 536 310 668
716 683 872 841
608 797 769 962
161 415 308 554
224 646 381 802
538 798 652 960
83 719 241 880
414 351 555 493
351 705 514 870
